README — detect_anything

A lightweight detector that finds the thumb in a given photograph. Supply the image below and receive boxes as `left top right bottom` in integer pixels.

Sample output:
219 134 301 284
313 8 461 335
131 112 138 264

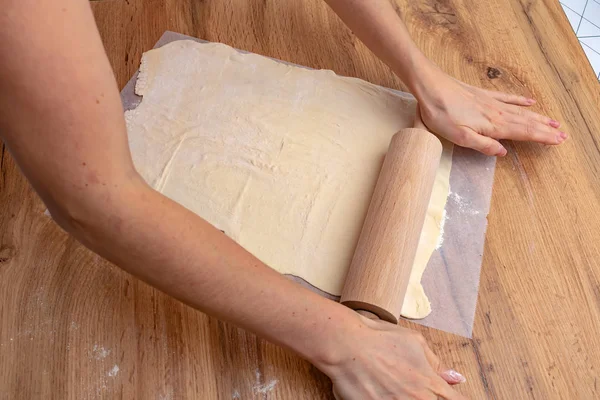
422 343 466 385
413 104 428 130
332 385 342 400
459 126 507 157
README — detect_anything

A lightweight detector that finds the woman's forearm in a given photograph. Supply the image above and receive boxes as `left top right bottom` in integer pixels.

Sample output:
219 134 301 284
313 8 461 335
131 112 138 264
324 0 434 96
0 0 360 371
61 175 360 369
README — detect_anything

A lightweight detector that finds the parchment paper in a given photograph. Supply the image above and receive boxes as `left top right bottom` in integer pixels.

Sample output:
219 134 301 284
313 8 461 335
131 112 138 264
121 31 496 337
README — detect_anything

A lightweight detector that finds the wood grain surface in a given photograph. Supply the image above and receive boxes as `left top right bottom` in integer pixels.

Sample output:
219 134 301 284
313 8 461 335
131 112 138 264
1 0 599 399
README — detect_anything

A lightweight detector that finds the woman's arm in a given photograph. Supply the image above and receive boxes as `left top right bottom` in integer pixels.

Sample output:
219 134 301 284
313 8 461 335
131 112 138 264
324 0 567 156
0 1 464 399
0 0 351 367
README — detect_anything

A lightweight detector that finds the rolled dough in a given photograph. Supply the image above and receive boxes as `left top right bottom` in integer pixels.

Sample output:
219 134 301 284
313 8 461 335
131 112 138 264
125 40 453 319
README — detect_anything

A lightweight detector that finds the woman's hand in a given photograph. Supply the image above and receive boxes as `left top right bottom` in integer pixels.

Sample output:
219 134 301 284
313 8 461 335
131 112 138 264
320 314 468 400
413 66 567 156
322 0 566 157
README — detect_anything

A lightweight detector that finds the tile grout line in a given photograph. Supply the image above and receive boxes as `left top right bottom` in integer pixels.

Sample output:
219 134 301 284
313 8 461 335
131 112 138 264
560 2 583 34
560 3 600 81
577 17 600 33
578 1 600 32
576 0 589 34
560 2 582 17
561 1 600 33
580 40 600 57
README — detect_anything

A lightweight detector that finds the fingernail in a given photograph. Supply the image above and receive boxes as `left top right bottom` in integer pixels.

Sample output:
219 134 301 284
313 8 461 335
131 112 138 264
556 132 567 143
527 98 536 105
497 146 507 157
444 369 467 384
550 120 561 128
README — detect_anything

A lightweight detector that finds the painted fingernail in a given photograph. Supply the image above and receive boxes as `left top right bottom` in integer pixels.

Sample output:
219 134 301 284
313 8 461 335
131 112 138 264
556 132 568 143
443 369 467 384
549 120 561 128
556 133 567 143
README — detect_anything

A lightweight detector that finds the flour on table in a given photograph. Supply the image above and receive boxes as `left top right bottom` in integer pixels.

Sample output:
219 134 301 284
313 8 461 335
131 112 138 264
125 40 453 319
91 344 110 360
253 368 278 394
108 365 119 377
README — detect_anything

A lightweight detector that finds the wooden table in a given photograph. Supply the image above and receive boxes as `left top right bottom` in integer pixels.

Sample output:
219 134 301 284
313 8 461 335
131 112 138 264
1 0 599 398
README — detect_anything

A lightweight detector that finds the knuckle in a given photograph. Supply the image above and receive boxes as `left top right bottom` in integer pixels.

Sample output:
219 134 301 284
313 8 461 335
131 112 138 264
490 122 505 139
531 112 545 123
453 130 469 146
515 106 525 117
526 118 537 137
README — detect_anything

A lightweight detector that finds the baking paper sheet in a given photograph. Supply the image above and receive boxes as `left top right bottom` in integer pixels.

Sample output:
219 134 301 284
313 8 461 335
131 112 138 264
121 31 496 337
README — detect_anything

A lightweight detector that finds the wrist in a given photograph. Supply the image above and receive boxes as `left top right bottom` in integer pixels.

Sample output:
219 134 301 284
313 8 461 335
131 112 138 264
303 304 366 374
394 55 444 103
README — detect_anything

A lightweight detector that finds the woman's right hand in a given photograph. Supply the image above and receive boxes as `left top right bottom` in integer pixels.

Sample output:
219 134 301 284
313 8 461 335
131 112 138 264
321 313 468 400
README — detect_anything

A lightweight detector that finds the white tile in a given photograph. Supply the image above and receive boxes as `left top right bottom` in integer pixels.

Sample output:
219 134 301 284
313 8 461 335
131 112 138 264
577 17 600 36
583 0 600 26
580 41 600 75
562 5 583 30
561 0 587 15
580 36 600 52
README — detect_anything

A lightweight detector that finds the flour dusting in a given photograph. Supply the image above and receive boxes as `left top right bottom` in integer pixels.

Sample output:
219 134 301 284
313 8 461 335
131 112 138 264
435 209 448 250
92 344 111 360
158 386 174 400
254 368 278 395
108 365 120 377
450 191 480 216
254 380 278 394
232 390 241 399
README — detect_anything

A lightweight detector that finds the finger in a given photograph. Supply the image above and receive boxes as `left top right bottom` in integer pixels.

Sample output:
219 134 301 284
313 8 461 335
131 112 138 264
420 338 441 370
430 374 469 400
496 120 566 145
499 108 567 144
421 343 465 385
507 106 562 129
456 127 507 156
483 89 535 106
332 385 341 400
414 105 427 130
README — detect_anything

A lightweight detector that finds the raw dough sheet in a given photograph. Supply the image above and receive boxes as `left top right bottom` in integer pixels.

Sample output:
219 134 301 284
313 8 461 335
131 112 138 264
122 32 496 337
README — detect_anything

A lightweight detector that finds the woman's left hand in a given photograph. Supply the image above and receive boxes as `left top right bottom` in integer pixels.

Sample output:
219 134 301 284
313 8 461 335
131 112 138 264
413 66 567 156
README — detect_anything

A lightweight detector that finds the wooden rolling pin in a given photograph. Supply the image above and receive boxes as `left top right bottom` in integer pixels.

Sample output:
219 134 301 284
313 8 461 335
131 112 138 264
340 128 442 324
